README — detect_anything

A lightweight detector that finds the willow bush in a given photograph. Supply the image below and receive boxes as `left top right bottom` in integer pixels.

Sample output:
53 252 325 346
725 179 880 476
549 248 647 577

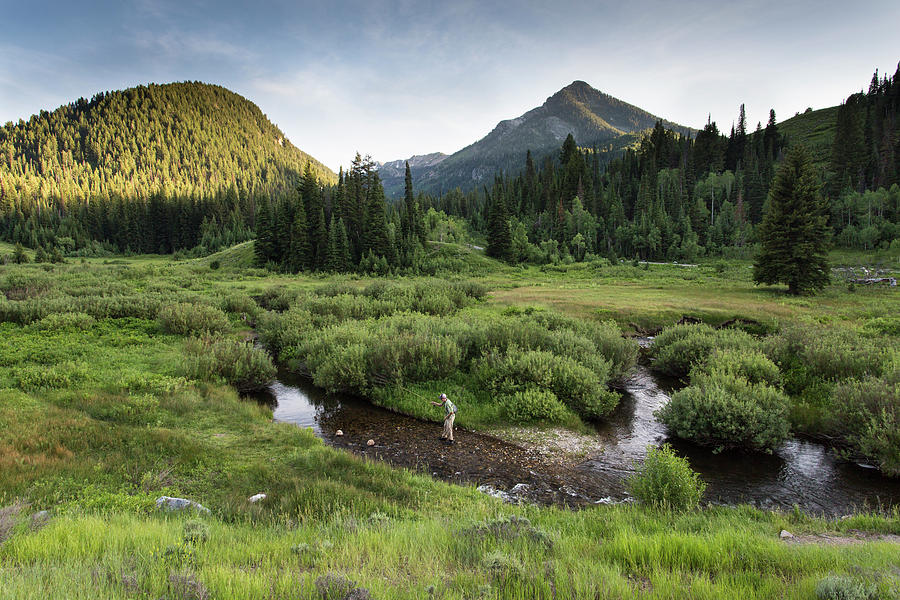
657 371 791 453
183 336 275 392
158 302 230 336
651 323 758 378
258 280 637 426
627 444 706 511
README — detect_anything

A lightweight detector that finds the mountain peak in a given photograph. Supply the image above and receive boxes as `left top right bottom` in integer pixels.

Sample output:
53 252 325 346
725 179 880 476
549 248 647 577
561 80 593 92
378 81 692 196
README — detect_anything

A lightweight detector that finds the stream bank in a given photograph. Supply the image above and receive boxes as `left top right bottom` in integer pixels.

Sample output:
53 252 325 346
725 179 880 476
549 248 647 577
257 362 900 516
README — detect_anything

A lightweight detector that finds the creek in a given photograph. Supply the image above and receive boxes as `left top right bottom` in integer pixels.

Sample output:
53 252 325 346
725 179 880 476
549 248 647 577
255 357 900 516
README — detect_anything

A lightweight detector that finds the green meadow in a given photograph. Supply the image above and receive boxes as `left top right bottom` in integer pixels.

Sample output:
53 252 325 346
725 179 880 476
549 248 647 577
1 242 899 599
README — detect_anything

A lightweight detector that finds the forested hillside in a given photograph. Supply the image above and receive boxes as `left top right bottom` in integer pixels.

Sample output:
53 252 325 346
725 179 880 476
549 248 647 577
2 67 897 268
0 82 334 254
426 65 900 264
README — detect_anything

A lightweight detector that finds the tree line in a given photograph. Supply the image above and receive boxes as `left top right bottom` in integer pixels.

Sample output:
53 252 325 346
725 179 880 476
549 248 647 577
253 156 426 273
1 68 897 271
436 66 899 264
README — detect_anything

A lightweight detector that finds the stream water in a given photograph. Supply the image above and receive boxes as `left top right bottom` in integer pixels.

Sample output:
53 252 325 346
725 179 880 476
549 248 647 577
257 359 900 516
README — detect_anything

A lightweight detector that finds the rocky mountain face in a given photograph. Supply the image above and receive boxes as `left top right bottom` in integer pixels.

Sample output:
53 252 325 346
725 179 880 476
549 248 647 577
379 80 692 196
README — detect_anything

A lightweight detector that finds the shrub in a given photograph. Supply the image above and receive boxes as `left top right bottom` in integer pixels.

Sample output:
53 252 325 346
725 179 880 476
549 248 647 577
814 575 876 600
182 520 209 544
652 324 758 378
184 336 276 392
255 286 299 312
859 408 900 476
35 312 96 331
220 293 259 318
765 326 885 384
449 280 488 301
482 551 526 580
257 308 319 360
158 302 230 336
527 312 637 379
657 371 791 453
481 348 618 420
3 272 51 300
626 444 706 511
309 343 368 393
696 348 782 388
315 573 358 600
830 377 899 440
506 387 569 423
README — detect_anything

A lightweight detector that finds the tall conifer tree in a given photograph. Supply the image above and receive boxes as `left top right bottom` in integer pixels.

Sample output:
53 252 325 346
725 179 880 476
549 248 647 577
754 145 830 295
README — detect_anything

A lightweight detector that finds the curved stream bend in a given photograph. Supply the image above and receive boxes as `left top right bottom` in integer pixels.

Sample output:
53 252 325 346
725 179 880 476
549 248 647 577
258 362 900 515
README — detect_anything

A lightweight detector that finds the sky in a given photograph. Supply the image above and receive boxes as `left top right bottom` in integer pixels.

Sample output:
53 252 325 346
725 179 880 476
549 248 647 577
2 0 899 172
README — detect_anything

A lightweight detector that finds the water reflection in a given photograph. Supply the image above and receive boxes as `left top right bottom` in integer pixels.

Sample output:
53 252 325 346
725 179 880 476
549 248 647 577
259 365 900 515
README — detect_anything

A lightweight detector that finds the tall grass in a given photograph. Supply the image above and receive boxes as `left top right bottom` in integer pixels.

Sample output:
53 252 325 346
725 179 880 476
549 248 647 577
2 505 898 600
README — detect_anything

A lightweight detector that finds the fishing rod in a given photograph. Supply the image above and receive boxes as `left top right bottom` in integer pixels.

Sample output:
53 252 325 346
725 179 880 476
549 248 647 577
371 373 434 402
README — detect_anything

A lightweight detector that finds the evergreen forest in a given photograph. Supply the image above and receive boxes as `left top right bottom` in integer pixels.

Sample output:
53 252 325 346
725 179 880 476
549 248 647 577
3 69 899 273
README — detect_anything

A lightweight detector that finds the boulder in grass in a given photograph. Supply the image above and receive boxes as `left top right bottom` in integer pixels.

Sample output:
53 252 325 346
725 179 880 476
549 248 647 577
248 493 267 503
156 496 210 514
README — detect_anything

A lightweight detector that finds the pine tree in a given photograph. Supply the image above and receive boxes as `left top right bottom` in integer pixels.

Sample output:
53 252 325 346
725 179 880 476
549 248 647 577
12 243 30 264
288 199 310 272
754 145 830 295
253 197 275 267
325 215 342 272
301 162 327 268
362 173 392 262
275 197 294 261
486 191 512 261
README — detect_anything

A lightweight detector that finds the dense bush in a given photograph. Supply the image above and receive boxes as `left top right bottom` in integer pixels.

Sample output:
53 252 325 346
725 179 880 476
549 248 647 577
184 336 276 392
626 444 706 511
765 326 885 384
479 348 618 420
859 408 900 476
220 292 259 317
259 280 632 425
35 312 96 331
657 371 791 453
255 286 300 312
814 575 876 600
652 324 758 378
158 302 230 335
696 348 782 388
505 387 568 423
828 377 900 475
2 272 52 300
514 311 637 380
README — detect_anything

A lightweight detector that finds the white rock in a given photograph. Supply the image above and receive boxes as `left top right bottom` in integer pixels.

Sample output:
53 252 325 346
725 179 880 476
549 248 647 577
156 496 210 514
366 439 375 446
248 493 267 503
779 529 794 539
335 430 344 437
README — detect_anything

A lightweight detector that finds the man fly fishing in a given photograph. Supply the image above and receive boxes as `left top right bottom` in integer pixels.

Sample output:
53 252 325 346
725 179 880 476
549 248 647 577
431 393 457 444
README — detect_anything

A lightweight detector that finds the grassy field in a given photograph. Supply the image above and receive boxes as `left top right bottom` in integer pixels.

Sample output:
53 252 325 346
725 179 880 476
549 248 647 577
1 244 899 598
779 106 839 170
